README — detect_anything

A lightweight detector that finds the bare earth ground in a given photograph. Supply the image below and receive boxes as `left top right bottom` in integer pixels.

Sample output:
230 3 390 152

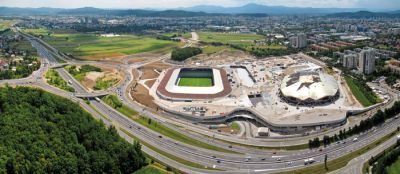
144 79 156 89
140 61 172 79
126 52 163 64
185 50 254 65
131 84 158 110
130 61 172 110
218 127 240 134
341 76 363 107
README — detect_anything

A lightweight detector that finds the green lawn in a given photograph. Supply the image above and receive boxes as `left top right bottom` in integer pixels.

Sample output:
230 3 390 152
230 122 241 131
344 76 379 107
387 158 400 174
133 165 170 174
198 32 264 44
23 28 180 60
178 77 213 87
102 95 138 117
94 78 118 90
45 69 75 92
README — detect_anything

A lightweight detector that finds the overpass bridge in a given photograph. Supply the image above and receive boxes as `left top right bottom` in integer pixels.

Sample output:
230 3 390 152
50 63 70 69
74 91 110 98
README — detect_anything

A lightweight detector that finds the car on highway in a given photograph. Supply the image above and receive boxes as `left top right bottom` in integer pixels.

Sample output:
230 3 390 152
304 158 315 165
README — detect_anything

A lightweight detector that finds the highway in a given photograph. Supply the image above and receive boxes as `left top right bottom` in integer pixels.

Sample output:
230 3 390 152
3 29 400 174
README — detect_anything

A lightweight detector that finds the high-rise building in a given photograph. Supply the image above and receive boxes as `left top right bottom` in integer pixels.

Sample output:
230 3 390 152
343 54 357 69
289 33 307 48
359 49 376 74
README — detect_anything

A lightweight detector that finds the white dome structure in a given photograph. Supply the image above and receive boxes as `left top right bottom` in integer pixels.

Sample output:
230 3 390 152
279 71 339 105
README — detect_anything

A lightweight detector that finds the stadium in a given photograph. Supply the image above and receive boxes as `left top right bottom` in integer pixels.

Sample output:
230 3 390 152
279 71 340 106
156 67 232 101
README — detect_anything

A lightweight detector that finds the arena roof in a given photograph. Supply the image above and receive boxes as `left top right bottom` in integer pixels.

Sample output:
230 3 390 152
280 72 339 101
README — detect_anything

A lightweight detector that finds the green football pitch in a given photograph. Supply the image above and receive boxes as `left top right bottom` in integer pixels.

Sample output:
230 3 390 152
178 77 213 87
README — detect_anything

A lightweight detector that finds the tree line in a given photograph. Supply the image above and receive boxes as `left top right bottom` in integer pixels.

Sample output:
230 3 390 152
0 87 146 173
371 142 400 174
309 101 400 149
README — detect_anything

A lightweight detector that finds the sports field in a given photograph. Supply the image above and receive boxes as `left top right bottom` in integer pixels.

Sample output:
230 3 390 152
178 77 213 87
23 28 181 60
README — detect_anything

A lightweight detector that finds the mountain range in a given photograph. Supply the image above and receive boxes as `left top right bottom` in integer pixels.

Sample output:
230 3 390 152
177 3 367 15
0 4 399 17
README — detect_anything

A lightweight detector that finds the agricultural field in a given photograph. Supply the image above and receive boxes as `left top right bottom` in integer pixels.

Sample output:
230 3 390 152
198 32 264 45
0 19 19 31
23 28 181 60
178 77 213 87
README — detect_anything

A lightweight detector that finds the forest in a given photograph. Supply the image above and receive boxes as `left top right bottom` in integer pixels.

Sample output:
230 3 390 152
171 47 202 61
0 86 146 173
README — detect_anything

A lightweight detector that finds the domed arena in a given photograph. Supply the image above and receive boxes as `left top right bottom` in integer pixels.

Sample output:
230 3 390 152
279 71 339 105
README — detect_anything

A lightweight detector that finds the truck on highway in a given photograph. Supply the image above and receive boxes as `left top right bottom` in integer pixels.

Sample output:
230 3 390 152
68 80 72 85
95 97 101 102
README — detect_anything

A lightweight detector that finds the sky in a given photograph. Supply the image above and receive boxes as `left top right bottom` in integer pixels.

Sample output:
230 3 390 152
1 0 400 10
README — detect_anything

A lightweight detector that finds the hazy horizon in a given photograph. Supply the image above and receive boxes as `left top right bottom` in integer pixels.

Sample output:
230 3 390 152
1 0 400 10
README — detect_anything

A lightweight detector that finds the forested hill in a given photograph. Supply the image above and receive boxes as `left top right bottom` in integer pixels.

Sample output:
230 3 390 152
0 86 146 173
326 11 400 18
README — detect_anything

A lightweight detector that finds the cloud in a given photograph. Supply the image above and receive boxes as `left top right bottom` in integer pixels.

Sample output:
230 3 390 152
0 0 398 9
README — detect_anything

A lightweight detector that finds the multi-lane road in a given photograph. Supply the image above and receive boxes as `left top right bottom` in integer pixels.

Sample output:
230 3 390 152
3 29 399 174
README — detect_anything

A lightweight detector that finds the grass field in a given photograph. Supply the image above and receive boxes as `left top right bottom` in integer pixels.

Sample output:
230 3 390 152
23 28 180 60
387 158 400 174
0 19 19 31
198 32 264 45
94 78 118 90
45 69 75 92
133 164 171 174
229 122 241 132
344 76 379 107
178 77 213 87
